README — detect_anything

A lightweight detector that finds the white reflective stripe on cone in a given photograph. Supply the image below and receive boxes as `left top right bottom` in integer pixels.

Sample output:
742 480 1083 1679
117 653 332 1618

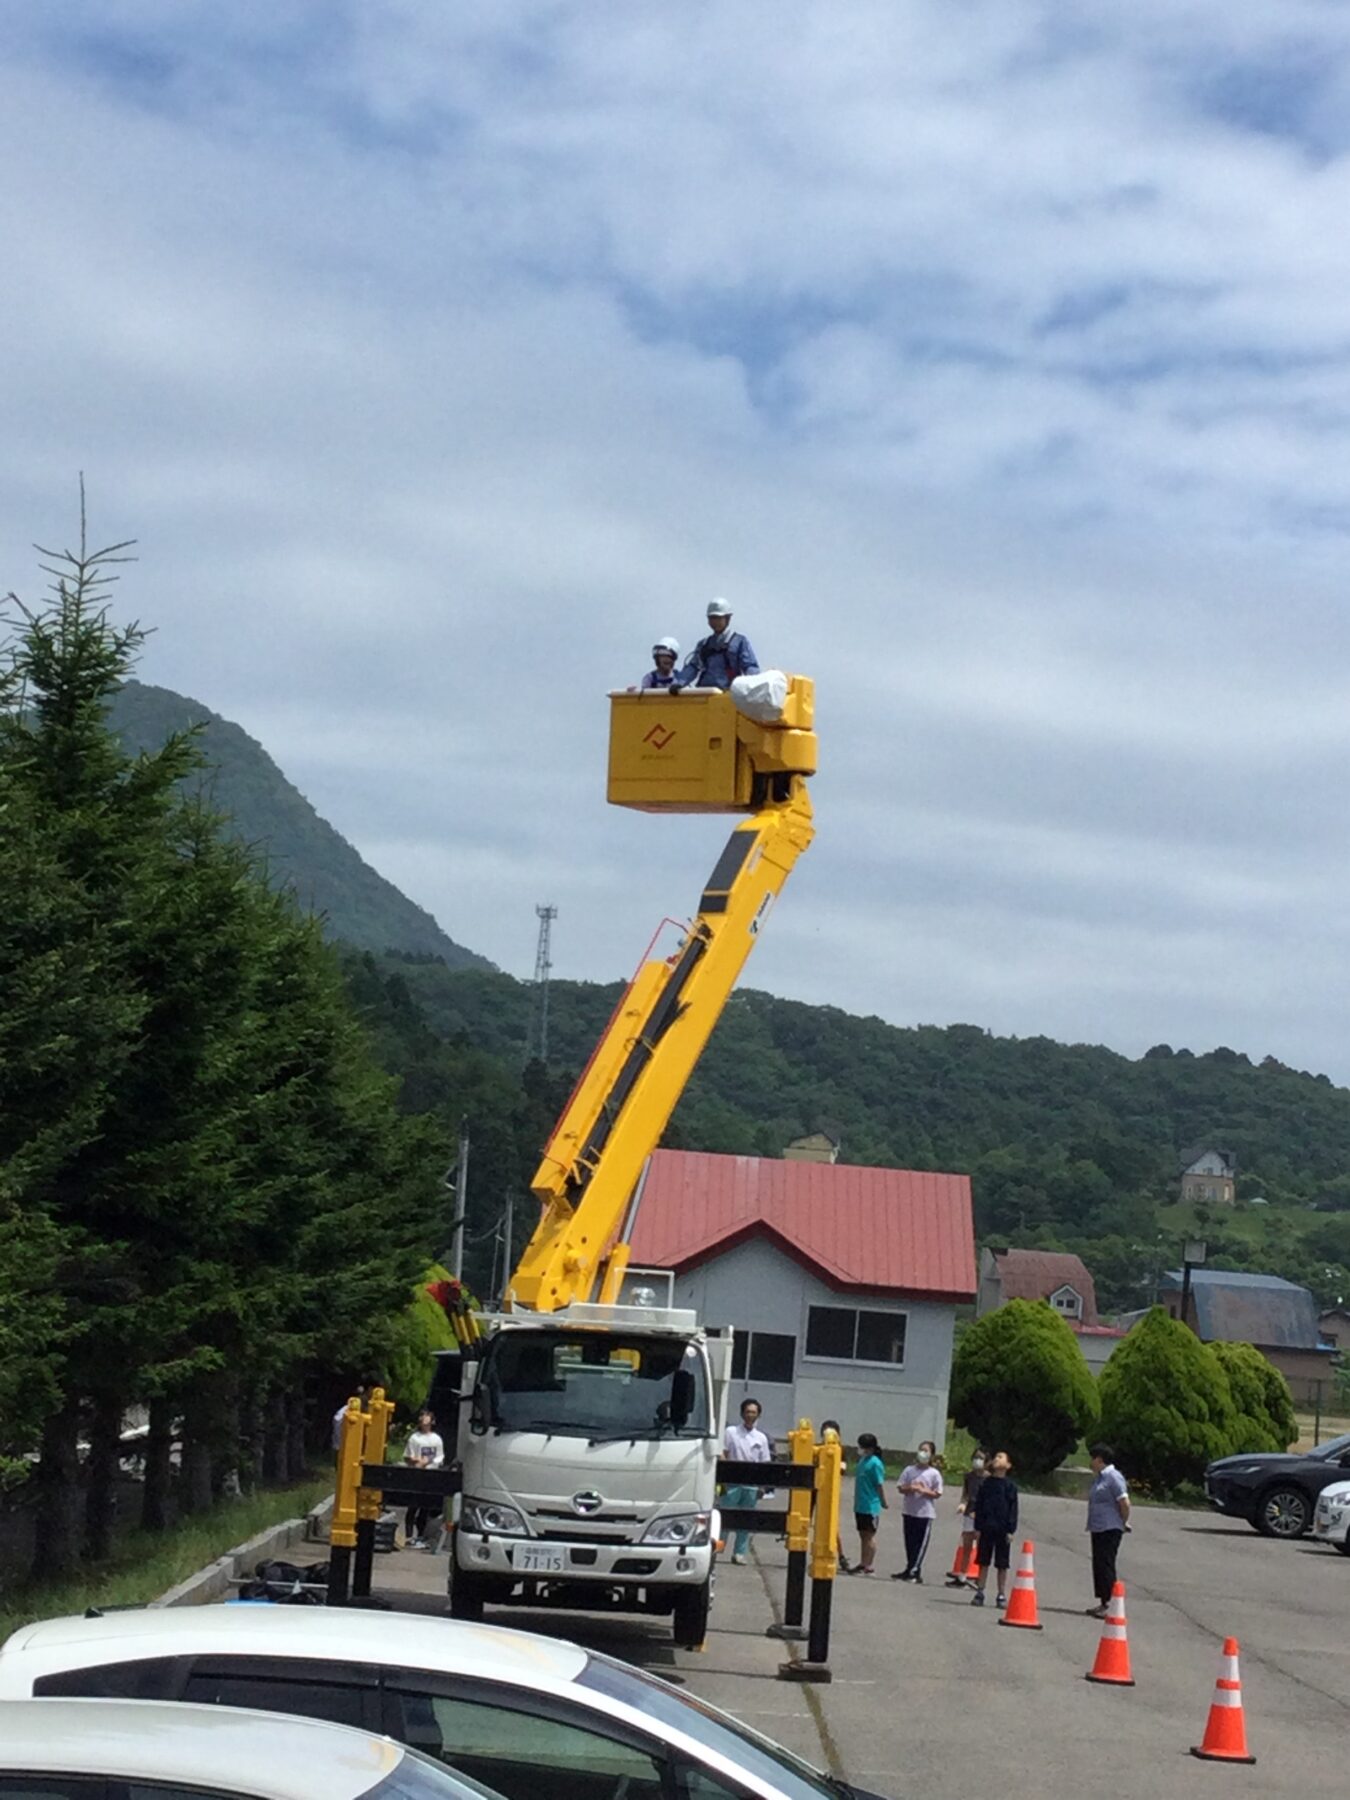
1211 1688 1242 1708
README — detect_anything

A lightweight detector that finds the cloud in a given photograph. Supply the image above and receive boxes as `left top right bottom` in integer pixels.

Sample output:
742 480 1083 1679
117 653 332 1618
6 4 1350 1078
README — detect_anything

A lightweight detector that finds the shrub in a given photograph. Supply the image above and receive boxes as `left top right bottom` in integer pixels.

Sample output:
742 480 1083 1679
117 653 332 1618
384 1264 459 1412
1208 1342 1295 1453
1098 1308 1237 1490
950 1299 1099 1479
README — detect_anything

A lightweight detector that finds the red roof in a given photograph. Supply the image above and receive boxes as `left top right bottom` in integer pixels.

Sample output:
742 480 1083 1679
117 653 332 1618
991 1249 1100 1325
628 1150 976 1303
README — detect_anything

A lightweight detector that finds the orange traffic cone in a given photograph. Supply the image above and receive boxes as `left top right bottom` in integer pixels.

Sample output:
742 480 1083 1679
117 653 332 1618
1085 1582 1134 1685
945 1541 976 1586
998 1540 1043 1630
1191 1638 1256 1764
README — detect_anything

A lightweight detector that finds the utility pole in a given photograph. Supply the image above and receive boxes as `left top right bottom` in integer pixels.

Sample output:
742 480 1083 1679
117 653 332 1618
526 904 558 1064
448 1116 469 1281
499 1190 515 1310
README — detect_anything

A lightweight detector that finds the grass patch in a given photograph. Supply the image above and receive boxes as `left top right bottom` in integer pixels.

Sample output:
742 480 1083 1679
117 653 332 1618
0 1474 332 1649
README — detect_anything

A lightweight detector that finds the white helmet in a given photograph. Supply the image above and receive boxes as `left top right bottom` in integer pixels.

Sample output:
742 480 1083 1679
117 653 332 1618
707 597 732 620
652 636 680 658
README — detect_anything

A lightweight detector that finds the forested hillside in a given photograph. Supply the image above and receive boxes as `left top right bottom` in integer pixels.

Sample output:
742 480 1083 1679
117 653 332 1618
107 681 489 969
344 953 1350 1313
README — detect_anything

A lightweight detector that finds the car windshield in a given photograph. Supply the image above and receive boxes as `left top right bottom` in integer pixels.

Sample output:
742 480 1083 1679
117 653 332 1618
370 1747 508 1800
482 1331 710 1439
577 1654 844 1800
1310 1432 1350 1461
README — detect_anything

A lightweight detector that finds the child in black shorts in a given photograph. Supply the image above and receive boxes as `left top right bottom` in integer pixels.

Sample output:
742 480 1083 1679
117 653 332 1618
969 1449 1018 1609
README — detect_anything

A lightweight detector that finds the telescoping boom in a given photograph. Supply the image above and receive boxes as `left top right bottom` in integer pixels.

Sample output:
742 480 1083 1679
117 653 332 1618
508 678 817 1313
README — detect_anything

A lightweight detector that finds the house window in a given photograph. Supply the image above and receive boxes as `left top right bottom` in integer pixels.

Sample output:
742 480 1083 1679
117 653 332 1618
1050 1288 1082 1320
805 1305 906 1366
730 1331 796 1384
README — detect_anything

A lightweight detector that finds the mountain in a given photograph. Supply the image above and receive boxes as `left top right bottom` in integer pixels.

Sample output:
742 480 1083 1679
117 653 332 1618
107 680 490 969
343 952 1350 1313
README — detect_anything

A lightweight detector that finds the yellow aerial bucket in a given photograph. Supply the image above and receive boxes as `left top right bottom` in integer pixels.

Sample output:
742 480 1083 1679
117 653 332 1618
607 680 816 813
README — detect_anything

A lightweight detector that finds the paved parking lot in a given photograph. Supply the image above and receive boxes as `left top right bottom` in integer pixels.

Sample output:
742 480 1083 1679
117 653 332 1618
378 1493 1348 1799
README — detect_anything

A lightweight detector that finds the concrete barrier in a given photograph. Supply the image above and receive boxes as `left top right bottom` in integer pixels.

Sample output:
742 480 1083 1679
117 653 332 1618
152 1494 335 1608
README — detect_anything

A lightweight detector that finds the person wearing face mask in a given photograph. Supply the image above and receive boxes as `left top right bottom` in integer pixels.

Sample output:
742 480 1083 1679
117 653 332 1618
947 1447 990 1589
891 1439 944 1583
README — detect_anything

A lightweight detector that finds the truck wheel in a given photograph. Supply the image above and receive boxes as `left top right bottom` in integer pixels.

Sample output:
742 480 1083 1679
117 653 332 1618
672 1578 712 1649
448 1566 489 1621
1336 1538 1350 1557
1255 1485 1311 1538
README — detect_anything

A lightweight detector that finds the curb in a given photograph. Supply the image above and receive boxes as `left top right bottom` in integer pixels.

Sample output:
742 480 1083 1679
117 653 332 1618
152 1495 335 1609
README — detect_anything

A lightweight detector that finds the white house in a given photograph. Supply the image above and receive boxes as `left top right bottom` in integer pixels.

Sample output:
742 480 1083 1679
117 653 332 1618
626 1149 976 1451
1179 1144 1238 1206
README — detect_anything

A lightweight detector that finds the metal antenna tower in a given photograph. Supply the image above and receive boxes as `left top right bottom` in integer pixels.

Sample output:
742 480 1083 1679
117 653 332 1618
526 904 558 1063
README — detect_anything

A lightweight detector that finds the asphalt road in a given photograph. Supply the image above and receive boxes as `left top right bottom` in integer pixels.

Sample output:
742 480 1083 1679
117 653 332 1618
378 1492 1348 1798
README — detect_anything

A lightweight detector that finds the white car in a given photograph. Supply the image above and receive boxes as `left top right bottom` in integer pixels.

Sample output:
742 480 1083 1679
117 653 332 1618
0 1695 500 1800
1311 1477 1350 1554
0 1607 878 1800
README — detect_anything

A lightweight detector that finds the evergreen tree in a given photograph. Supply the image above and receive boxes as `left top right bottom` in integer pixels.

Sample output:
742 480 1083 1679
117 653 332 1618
950 1299 1100 1479
1209 1342 1297 1454
1098 1308 1238 1491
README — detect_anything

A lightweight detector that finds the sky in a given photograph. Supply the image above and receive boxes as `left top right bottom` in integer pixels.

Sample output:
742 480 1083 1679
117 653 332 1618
7 3 1350 1078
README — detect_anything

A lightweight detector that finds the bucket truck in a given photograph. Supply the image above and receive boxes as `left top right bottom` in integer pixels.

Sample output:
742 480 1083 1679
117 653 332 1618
447 678 816 1644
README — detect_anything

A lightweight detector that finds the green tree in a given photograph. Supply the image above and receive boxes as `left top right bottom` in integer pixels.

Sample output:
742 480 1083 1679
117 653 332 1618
1209 1342 1295 1453
2 508 445 1574
950 1300 1100 1480
1098 1308 1237 1491
385 1266 459 1411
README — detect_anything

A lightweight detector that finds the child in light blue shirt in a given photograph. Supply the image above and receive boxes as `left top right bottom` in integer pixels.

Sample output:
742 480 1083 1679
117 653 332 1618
849 1432 888 1575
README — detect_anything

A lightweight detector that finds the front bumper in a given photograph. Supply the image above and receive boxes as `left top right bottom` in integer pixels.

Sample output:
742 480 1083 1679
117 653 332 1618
454 1530 713 1587
1204 1479 1253 1521
1312 1503 1349 1545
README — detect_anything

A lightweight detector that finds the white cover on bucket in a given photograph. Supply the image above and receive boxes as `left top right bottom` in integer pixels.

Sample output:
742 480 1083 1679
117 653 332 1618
729 669 789 723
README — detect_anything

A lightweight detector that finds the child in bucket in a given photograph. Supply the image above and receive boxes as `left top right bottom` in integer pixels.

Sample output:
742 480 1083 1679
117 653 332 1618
969 1449 1018 1609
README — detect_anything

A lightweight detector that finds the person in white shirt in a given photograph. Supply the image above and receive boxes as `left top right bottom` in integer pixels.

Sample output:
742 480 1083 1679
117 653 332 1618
722 1397 772 1564
402 1408 445 1548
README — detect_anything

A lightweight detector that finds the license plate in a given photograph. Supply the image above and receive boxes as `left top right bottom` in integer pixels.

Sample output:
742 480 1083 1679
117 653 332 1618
514 1544 566 1574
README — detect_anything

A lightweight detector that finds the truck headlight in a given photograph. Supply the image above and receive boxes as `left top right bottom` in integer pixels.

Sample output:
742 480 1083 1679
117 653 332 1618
642 1513 711 1547
461 1497 527 1536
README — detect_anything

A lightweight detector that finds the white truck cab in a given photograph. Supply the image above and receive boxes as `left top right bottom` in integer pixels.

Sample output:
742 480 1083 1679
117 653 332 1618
450 1305 733 1645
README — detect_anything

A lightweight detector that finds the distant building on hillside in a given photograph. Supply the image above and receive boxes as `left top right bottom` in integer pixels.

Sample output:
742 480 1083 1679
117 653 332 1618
1318 1305 1350 1353
1179 1144 1238 1205
783 1132 841 1166
628 1148 976 1450
1145 1268 1338 1405
976 1246 1125 1371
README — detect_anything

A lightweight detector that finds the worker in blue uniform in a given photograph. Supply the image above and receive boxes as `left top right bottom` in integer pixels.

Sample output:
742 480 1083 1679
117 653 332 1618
671 600 759 691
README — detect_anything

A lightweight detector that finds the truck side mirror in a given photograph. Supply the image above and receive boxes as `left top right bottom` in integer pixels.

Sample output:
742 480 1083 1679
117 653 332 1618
670 1368 695 1430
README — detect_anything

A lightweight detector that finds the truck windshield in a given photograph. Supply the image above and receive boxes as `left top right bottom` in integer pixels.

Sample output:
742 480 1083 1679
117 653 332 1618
483 1331 710 1439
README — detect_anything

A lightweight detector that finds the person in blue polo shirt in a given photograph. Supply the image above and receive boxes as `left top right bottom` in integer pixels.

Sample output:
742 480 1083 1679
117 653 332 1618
1085 1442 1131 1617
671 600 759 691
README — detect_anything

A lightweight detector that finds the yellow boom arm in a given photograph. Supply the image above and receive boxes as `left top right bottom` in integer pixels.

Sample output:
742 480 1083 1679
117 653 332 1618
509 680 817 1313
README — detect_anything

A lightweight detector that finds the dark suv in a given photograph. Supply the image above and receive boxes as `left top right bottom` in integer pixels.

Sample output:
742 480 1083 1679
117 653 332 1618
1204 1431 1350 1537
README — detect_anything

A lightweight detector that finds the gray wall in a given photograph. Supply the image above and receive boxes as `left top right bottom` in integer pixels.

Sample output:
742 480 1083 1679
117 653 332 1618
673 1235 957 1452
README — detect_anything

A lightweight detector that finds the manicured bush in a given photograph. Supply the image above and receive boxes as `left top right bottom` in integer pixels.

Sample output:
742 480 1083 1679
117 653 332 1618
950 1299 1100 1480
1208 1341 1297 1453
1098 1308 1237 1490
